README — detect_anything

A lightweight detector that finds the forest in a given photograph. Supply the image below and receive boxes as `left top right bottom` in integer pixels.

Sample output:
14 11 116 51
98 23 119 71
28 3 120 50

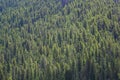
0 0 120 80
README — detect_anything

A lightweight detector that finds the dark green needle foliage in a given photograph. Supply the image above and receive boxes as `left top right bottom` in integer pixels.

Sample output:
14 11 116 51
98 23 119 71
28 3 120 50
0 0 120 80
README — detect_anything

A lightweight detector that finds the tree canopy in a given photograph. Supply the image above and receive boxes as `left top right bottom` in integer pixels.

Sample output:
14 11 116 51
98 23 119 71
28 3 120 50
0 0 120 80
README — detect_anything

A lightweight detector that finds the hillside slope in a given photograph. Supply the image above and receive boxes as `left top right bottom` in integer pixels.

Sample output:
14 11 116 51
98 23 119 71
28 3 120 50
0 0 120 80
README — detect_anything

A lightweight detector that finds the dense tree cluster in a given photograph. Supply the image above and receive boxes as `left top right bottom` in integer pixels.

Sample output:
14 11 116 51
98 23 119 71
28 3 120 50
0 0 120 80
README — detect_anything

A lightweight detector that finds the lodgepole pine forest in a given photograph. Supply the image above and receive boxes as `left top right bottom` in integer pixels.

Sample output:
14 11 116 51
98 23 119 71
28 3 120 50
0 0 120 80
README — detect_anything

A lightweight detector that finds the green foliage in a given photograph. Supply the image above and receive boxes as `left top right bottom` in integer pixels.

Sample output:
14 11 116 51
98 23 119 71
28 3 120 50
0 0 120 80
